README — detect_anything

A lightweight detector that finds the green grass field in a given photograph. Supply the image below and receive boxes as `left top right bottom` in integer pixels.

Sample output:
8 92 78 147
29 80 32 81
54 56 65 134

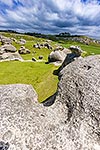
0 61 58 102
0 32 100 102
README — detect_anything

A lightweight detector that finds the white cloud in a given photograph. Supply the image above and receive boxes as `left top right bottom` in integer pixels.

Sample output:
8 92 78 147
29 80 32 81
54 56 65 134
0 0 13 7
0 0 100 39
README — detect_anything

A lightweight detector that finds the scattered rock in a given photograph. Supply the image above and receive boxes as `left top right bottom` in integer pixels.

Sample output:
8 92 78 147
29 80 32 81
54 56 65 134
32 57 37 61
39 55 43 59
69 45 83 56
44 42 52 49
19 38 26 45
33 43 52 49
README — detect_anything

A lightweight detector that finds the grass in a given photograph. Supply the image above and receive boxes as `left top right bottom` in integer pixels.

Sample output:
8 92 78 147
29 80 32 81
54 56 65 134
62 41 100 55
0 61 58 102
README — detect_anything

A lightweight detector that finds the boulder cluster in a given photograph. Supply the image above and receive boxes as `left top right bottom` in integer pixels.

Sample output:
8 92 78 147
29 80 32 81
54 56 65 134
18 46 30 54
48 45 83 65
33 42 52 49
0 35 29 61
0 36 23 61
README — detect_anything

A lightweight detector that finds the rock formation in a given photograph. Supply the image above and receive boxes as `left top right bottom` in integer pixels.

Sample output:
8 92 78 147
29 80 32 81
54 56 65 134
18 46 30 54
33 42 52 49
0 44 16 53
0 52 23 61
19 39 26 45
0 55 100 150
0 44 23 61
57 45 83 73
48 50 67 63
0 36 12 45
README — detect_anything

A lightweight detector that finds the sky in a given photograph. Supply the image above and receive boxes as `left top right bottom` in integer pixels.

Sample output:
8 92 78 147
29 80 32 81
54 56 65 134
0 0 100 39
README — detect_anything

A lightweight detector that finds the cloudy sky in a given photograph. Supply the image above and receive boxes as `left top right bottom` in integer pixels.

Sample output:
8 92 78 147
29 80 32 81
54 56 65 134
0 0 100 39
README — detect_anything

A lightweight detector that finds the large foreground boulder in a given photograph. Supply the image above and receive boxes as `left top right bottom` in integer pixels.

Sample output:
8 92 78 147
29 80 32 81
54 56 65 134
0 84 67 150
57 55 100 149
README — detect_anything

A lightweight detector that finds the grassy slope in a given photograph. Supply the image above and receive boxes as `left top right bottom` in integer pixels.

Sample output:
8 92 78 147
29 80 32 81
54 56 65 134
61 41 100 55
0 61 58 102
0 32 100 102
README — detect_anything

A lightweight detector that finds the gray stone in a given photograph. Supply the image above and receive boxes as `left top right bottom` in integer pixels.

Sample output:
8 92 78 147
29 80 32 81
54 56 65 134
19 39 26 45
32 57 37 61
0 44 16 53
1 37 12 45
69 45 83 56
39 55 43 59
18 46 30 54
57 46 83 73
57 55 100 149
0 52 23 61
48 50 66 63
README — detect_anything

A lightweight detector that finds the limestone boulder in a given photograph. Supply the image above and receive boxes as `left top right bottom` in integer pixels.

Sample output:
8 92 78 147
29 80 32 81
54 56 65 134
69 45 83 56
19 39 26 45
0 84 64 150
48 50 66 63
57 46 83 73
18 46 30 54
1 37 12 45
0 44 16 53
56 55 100 149
0 52 23 61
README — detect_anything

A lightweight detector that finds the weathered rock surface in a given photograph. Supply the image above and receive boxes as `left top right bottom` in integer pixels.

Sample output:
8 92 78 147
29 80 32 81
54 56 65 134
48 50 66 63
0 44 16 53
57 55 100 149
19 39 26 45
18 46 30 54
0 52 23 61
0 84 65 150
57 45 83 72
0 36 12 45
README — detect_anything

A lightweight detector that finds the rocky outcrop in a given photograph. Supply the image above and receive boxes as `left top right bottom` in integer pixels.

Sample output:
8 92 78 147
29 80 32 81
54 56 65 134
0 55 100 150
0 52 23 61
0 44 16 53
0 36 12 45
57 45 83 72
48 46 83 65
0 44 23 61
57 55 100 149
19 39 26 45
0 84 64 150
48 50 67 63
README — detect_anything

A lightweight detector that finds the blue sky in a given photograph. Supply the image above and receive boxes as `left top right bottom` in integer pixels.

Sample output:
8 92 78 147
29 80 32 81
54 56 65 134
0 0 100 39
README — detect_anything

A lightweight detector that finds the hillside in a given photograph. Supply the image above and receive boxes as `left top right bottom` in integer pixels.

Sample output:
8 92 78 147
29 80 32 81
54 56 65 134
0 31 100 102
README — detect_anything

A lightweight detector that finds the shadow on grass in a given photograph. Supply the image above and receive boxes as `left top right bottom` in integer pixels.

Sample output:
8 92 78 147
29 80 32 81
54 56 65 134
42 92 57 107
